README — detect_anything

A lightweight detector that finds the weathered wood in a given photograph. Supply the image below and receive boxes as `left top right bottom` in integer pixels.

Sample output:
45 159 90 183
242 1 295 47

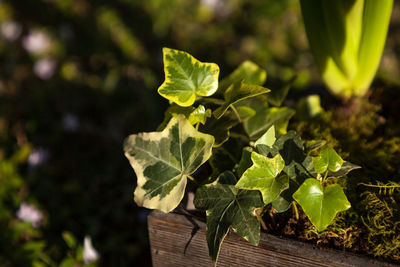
148 210 399 267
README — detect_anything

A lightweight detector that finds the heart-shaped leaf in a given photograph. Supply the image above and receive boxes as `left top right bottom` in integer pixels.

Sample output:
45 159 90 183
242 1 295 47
124 115 214 212
293 178 351 231
312 147 343 174
213 82 270 119
236 152 288 204
218 60 267 95
194 171 264 265
158 48 220 107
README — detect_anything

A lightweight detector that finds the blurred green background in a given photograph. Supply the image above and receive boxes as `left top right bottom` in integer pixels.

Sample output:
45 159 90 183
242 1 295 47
0 0 399 266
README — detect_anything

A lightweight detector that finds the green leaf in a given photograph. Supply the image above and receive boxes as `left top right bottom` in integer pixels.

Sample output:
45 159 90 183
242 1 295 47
243 96 295 140
312 147 343 174
254 125 276 147
62 231 77 249
236 152 288 204
194 171 264 265
328 161 361 178
157 104 212 130
209 138 248 180
199 110 250 147
218 60 267 95
158 48 220 107
304 140 327 156
124 115 214 212
296 95 323 120
213 82 270 119
293 178 351 231
266 76 295 107
258 131 314 183
236 147 253 178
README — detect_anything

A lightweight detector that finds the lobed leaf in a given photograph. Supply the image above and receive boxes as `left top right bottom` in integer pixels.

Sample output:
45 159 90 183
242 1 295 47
124 115 214 213
194 171 264 265
158 48 220 106
236 152 288 204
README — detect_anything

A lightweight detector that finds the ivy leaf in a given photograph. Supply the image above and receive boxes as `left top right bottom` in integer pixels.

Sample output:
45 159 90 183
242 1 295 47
236 152 288 204
200 110 252 147
293 178 351 231
194 171 264 265
257 131 314 183
158 48 220 107
242 95 295 140
213 82 270 119
312 147 343 174
124 115 214 213
266 76 295 107
328 161 361 178
218 60 267 94
157 104 212 131
236 147 253 178
254 125 276 147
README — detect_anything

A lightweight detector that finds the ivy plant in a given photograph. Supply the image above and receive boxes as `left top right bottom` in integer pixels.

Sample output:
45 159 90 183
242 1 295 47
123 48 360 266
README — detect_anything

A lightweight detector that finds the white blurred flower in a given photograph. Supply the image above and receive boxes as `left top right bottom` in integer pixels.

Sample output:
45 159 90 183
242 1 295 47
16 203 43 228
0 20 22 41
83 236 100 264
201 0 231 17
34 57 56 80
62 113 80 132
22 30 52 54
28 147 50 167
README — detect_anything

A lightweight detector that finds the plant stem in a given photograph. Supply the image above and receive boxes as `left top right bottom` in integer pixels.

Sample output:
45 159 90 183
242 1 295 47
230 105 242 123
292 201 299 221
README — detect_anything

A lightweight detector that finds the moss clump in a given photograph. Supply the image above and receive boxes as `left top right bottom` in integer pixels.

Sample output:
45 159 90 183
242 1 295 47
288 92 400 262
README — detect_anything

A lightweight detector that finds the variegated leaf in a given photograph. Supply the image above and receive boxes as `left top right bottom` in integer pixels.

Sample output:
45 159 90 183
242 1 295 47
158 48 220 107
124 115 214 212
194 171 264 265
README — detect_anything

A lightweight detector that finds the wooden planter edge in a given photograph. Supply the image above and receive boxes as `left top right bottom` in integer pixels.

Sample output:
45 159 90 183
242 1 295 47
148 210 399 267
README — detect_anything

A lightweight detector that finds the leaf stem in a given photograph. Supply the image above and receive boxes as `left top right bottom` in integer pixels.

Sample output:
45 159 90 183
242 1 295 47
230 105 242 123
292 201 299 221
256 213 268 231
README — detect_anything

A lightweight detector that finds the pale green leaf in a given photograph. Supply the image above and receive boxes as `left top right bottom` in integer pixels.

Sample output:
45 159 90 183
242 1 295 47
254 125 275 147
296 95 323 120
158 48 220 106
293 178 351 231
194 171 264 265
218 60 267 95
312 147 343 174
213 82 270 119
236 152 288 204
124 115 214 212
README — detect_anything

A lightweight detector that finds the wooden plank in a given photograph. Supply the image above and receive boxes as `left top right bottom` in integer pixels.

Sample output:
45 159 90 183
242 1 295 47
148 210 399 267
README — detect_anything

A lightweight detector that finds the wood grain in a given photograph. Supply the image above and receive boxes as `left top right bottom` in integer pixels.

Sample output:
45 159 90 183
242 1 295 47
148 210 398 267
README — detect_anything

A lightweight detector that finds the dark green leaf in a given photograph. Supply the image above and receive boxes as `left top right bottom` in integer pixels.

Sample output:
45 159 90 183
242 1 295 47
236 147 253 178
293 178 351 231
194 171 264 265
266 76 295 107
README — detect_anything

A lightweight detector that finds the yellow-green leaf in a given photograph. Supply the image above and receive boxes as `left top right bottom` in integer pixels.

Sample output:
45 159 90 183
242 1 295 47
158 48 220 107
